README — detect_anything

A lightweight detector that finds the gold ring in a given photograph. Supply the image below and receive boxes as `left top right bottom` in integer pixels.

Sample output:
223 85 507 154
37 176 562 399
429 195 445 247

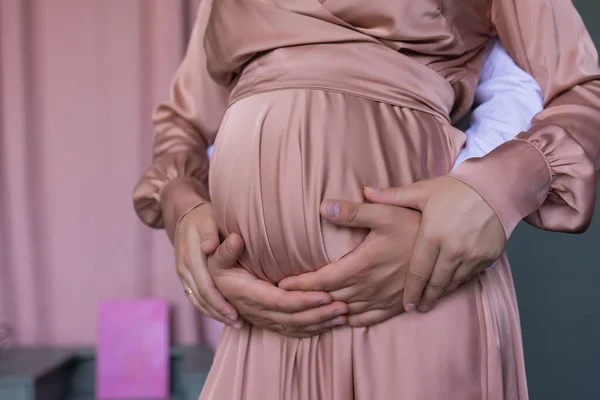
184 287 193 295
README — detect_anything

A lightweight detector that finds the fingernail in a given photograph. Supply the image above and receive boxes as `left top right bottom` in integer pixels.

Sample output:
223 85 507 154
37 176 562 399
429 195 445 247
418 304 430 312
232 321 243 330
364 186 379 195
319 298 330 305
324 201 340 217
200 237 214 245
333 309 346 317
225 238 234 253
406 303 416 312
226 314 237 322
332 317 344 326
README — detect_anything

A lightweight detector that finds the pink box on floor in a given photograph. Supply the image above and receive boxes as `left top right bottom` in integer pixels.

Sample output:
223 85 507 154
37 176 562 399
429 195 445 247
96 298 170 399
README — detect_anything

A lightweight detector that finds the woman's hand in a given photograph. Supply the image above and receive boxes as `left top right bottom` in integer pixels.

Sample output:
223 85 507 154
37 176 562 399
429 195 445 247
208 233 348 338
365 176 506 312
175 203 242 327
279 198 421 327
176 203 346 337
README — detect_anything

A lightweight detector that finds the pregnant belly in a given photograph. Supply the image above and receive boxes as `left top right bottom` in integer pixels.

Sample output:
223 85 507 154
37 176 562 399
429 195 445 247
208 89 460 284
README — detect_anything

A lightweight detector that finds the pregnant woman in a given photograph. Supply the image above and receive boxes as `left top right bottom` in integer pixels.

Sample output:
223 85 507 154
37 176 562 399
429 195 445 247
133 0 600 399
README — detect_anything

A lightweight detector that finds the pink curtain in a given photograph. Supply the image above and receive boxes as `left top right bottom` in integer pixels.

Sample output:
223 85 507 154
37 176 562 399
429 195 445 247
0 0 223 347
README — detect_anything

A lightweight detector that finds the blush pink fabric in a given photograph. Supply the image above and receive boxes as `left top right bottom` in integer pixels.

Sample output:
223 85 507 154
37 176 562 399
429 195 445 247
96 299 169 399
0 0 224 348
132 0 600 398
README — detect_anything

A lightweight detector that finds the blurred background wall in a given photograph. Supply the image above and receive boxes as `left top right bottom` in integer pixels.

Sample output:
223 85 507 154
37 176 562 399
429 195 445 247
0 0 598 398
0 0 225 348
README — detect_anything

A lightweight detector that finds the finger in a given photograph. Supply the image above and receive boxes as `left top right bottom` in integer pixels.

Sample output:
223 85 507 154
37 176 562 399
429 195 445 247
277 270 333 292
250 279 332 312
363 183 428 211
328 285 362 303
193 296 241 328
440 259 488 300
192 204 220 254
207 233 245 273
181 278 225 324
285 315 347 338
188 260 239 323
347 308 401 327
279 239 379 293
319 200 395 230
451 259 489 286
186 293 211 315
346 301 373 314
180 279 209 315
275 315 347 339
184 234 240 322
418 250 460 312
345 291 404 315
276 301 348 329
239 301 346 336
443 281 461 296
403 229 440 311
278 254 362 292
441 264 473 298
180 275 232 325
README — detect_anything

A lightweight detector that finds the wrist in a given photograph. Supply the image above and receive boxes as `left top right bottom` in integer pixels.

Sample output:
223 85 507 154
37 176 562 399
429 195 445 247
449 139 551 238
160 177 210 243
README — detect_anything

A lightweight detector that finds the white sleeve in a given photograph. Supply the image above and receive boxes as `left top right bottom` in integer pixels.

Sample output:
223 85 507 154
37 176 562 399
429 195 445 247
451 37 543 169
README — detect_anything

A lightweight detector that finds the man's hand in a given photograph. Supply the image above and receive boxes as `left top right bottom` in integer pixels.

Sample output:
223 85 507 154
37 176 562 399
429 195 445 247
366 176 505 312
208 233 348 338
279 195 421 327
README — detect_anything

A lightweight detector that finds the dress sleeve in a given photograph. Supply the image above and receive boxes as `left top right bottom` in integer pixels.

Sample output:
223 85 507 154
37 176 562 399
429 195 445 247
132 0 230 242
452 37 543 169
450 0 600 238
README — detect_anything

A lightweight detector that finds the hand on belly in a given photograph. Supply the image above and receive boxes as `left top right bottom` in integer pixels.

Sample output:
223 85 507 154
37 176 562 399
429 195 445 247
206 88 458 330
279 194 422 327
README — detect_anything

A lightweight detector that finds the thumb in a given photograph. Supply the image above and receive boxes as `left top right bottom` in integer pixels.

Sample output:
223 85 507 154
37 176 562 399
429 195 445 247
208 233 245 272
190 204 220 254
364 184 428 211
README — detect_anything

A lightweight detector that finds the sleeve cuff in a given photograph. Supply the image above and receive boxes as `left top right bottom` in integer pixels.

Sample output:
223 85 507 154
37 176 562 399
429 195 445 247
160 177 210 243
449 139 552 238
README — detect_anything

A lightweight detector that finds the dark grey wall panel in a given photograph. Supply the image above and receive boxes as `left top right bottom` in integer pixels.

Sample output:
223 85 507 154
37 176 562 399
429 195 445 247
508 3 600 399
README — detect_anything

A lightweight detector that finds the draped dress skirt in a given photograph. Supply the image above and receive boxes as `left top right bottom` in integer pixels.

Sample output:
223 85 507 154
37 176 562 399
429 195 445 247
202 46 528 400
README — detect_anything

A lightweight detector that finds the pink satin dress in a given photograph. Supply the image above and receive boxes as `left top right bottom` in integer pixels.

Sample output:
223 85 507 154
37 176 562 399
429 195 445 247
133 0 600 399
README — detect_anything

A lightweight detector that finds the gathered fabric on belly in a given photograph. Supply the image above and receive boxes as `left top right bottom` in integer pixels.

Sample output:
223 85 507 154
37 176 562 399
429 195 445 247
209 89 461 283
202 89 527 400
